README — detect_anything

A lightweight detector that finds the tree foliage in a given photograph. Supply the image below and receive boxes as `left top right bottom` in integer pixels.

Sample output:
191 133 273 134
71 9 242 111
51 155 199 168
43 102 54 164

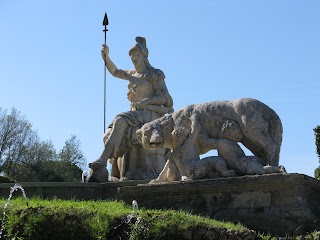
58 135 86 169
314 125 320 180
0 108 37 174
314 126 320 160
315 167 320 180
0 107 85 182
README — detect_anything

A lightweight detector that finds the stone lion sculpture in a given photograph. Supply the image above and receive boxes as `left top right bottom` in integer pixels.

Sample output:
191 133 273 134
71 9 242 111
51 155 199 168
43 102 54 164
136 98 286 183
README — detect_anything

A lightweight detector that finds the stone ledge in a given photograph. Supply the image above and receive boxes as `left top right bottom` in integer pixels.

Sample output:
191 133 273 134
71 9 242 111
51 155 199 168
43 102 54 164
0 180 149 200
118 173 320 236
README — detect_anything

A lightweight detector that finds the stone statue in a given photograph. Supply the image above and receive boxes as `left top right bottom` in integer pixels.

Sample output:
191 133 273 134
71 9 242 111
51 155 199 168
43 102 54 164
145 114 238 183
88 37 173 182
136 98 286 183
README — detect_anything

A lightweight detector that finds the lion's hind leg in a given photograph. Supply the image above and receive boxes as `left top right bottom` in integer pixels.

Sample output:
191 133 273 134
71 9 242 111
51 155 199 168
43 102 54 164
240 114 280 166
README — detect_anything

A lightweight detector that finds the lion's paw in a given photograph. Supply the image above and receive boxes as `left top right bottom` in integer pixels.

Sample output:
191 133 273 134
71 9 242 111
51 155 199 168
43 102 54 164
149 178 162 184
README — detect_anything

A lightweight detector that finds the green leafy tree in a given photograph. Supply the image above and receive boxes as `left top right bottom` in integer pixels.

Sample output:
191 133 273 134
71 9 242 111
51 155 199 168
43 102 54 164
26 160 82 182
0 107 38 176
9 140 57 181
314 125 320 180
0 107 85 182
315 168 320 180
58 135 86 169
55 135 86 182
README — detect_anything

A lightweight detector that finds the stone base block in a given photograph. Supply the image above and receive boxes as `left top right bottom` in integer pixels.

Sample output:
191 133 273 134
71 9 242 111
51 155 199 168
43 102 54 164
118 173 320 236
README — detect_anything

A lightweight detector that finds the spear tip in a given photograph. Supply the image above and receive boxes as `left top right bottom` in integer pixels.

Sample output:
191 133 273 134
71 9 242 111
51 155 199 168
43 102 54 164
103 12 109 26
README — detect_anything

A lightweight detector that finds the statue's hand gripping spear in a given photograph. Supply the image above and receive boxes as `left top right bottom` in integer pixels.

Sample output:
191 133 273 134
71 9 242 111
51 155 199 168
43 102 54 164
102 12 108 133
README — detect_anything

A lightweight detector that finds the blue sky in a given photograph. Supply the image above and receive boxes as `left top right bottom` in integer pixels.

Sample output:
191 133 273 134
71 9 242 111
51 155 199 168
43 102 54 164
1 1 319 177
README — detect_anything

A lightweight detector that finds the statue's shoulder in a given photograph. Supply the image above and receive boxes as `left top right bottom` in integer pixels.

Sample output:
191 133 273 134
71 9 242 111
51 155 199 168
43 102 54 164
126 69 136 75
148 69 165 81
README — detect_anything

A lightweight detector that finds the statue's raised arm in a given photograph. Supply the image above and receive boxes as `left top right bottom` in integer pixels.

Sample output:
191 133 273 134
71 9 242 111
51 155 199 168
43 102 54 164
101 44 131 80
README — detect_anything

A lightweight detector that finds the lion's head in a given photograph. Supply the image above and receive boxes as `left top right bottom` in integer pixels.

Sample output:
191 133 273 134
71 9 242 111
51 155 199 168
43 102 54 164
137 114 191 150
136 120 164 150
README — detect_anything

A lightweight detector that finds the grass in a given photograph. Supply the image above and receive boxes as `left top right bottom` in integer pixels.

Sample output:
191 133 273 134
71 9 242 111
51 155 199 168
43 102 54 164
0 198 318 240
0 197 256 240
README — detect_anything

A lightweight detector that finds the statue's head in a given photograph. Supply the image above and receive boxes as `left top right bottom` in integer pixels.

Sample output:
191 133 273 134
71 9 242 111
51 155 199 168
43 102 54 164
129 37 154 70
129 37 148 58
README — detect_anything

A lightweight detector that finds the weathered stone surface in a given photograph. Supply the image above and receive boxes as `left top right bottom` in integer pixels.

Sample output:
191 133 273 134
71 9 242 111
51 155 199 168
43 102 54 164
118 174 320 236
137 98 285 183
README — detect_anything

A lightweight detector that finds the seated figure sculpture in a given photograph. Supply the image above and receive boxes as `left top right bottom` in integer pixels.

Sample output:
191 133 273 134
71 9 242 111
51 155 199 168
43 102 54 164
136 98 286 183
88 37 173 182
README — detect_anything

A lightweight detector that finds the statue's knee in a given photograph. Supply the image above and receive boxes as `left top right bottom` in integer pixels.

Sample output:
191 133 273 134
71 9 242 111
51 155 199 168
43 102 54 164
112 117 128 133
114 117 126 126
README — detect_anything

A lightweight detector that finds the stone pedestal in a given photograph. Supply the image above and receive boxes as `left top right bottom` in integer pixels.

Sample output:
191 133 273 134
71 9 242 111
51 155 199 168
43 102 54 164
1 174 319 236
118 173 320 236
